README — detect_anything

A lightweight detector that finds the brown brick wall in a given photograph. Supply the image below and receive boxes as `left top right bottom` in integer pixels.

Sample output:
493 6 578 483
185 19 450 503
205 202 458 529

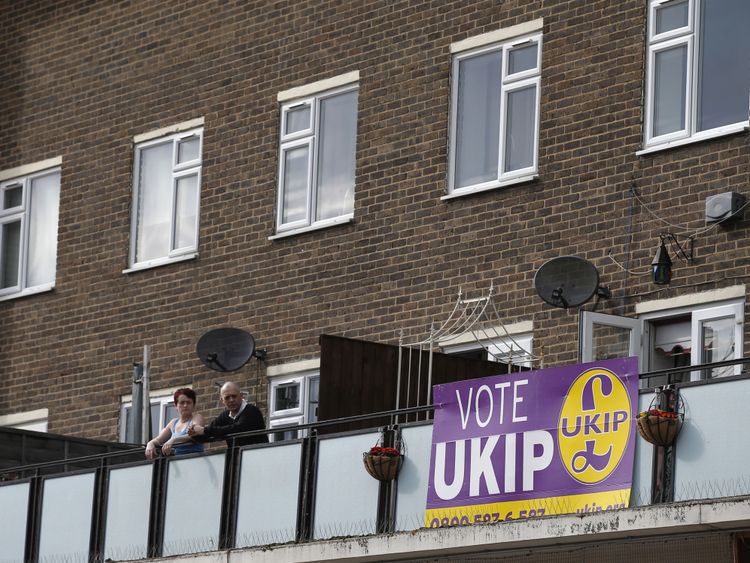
1 0 748 440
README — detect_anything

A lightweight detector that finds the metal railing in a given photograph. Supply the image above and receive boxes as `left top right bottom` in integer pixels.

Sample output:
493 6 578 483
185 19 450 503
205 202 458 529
3 357 750 563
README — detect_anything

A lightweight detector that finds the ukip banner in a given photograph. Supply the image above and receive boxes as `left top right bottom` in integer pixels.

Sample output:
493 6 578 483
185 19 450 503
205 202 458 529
425 357 639 527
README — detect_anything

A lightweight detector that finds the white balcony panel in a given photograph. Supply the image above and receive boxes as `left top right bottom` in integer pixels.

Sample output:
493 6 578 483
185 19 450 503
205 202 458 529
0 481 29 563
313 432 380 539
675 378 750 501
104 464 153 561
38 472 95 563
236 443 301 547
395 424 433 531
162 453 224 556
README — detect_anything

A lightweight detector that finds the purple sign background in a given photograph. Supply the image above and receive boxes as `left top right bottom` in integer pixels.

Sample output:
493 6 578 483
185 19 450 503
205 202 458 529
426 357 639 511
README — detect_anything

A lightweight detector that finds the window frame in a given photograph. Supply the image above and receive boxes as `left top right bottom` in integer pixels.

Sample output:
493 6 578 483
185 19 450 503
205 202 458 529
127 127 203 271
642 0 750 151
446 32 542 198
268 371 320 442
442 333 534 370
119 389 182 443
274 83 358 237
0 166 61 301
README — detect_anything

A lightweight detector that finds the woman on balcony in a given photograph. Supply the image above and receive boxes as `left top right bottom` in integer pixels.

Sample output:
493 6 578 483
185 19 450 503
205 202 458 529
145 388 205 459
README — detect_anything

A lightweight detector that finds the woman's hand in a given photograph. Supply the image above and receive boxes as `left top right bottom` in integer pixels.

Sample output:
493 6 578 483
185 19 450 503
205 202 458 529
161 442 173 456
145 442 158 460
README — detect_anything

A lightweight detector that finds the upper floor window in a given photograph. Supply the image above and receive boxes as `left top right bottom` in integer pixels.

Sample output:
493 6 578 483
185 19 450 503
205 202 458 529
275 74 358 236
0 164 60 300
644 0 750 149
448 30 542 196
129 126 203 270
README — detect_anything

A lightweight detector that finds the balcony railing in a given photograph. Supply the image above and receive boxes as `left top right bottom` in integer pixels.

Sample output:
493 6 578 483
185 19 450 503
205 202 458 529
2 360 750 563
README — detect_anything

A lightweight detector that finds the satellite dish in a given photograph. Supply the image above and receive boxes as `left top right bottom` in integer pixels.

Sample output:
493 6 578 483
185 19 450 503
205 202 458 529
196 328 263 372
534 256 609 309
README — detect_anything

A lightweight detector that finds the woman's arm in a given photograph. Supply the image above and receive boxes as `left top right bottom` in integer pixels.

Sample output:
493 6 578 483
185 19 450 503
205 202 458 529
145 423 173 459
161 414 206 455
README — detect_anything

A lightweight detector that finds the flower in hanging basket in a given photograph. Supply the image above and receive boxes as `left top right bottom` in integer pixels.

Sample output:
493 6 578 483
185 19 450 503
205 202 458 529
636 408 683 446
363 446 403 481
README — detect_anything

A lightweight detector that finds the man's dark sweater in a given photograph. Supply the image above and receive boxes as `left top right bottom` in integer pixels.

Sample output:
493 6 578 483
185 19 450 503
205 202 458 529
202 403 269 446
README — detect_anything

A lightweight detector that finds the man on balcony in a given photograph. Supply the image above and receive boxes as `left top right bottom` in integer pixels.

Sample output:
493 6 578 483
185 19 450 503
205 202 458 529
188 381 268 446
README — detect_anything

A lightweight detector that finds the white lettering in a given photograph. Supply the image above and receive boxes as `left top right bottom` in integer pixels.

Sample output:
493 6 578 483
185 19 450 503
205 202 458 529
522 430 553 491
494 381 510 424
504 432 516 493
434 441 465 500
475 385 493 428
512 379 528 422
456 388 473 430
469 436 500 496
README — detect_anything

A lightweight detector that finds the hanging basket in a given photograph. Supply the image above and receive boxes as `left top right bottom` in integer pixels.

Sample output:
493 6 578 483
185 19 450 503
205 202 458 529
636 410 683 447
362 446 403 481
636 388 685 447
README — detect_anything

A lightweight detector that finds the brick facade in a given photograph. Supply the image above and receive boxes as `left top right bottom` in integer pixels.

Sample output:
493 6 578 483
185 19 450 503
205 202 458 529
1 0 748 440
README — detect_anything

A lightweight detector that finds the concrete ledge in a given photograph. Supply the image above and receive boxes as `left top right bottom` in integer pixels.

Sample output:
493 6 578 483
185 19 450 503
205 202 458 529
130 496 750 563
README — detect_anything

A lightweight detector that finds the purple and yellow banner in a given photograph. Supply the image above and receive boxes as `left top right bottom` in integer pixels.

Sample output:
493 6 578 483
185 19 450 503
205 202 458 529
425 357 638 527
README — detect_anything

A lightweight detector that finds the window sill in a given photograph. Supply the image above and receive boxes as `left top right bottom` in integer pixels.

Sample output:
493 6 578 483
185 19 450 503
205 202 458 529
637 122 749 156
441 174 538 201
123 252 198 274
0 283 55 303
269 215 354 240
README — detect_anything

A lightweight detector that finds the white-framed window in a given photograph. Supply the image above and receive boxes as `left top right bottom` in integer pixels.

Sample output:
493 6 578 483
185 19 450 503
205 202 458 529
643 0 750 150
268 371 320 441
0 165 60 300
582 288 745 386
641 300 744 383
128 126 203 270
442 333 534 371
447 31 542 196
119 388 181 443
0 408 49 432
275 79 358 236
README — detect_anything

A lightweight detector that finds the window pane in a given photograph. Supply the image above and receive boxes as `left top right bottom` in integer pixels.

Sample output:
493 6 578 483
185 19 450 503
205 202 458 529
504 85 536 172
454 52 501 188
3 185 22 210
135 143 173 262
174 174 198 250
177 137 200 164
26 172 60 287
1 220 21 289
316 90 357 221
150 404 161 439
655 0 689 35
308 377 319 423
281 145 309 224
701 316 735 378
164 404 178 426
285 105 311 135
273 426 299 442
123 408 133 443
590 323 632 361
697 0 750 131
653 45 687 137
508 43 537 74
275 383 300 411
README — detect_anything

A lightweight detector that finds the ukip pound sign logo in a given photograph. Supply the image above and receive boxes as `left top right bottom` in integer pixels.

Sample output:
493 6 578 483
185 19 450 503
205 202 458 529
558 368 631 484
